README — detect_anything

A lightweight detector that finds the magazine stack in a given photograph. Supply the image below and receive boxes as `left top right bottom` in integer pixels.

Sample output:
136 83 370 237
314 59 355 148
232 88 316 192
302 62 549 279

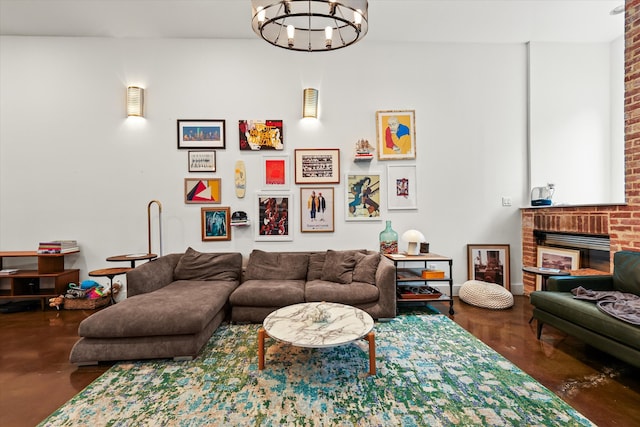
37 240 79 254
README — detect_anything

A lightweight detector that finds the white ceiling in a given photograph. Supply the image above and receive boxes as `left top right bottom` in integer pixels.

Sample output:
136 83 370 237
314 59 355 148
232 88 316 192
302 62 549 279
0 0 625 44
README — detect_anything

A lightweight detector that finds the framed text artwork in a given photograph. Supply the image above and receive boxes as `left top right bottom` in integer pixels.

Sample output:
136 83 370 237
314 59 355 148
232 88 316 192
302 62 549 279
376 110 416 160
184 178 221 204
300 187 334 232
387 164 417 210
255 193 293 241
177 119 226 149
188 150 216 172
201 207 231 241
536 246 580 290
239 120 284 150
262 155 289 190
345 172 381 221
467 244 511 290
294 148 340 184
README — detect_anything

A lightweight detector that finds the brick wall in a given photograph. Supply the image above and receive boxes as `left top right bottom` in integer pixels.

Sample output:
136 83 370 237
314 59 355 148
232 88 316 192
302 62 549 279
521 1 640 294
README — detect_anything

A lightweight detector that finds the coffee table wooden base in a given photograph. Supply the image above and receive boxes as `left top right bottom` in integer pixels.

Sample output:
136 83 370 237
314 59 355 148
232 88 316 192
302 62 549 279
258 327 376 375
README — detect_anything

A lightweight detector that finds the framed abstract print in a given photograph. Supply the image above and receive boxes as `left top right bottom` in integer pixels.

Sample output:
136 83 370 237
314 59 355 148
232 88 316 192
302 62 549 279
201 207 231 241
387 164 417 210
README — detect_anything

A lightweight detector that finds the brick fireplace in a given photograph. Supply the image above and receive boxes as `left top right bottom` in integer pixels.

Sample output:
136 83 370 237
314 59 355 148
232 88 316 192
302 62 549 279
521 0 640 294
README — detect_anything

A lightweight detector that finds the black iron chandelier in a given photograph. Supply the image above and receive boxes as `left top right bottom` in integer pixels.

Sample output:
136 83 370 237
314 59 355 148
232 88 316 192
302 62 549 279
251 1 369 52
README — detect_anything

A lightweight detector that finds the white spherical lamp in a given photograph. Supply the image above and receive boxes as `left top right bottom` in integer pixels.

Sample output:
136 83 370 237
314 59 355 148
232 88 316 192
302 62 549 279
402 229 425 255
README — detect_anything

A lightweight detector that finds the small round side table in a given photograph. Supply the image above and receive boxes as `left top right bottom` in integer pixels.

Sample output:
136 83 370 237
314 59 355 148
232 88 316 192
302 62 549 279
88 267 132 304
106 253 157 268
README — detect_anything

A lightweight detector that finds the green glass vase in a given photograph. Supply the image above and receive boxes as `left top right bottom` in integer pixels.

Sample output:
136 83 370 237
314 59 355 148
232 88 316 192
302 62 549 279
379 220 398 254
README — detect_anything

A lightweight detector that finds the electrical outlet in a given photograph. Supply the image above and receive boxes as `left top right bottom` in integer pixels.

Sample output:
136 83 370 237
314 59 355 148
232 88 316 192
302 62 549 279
501 197 512 207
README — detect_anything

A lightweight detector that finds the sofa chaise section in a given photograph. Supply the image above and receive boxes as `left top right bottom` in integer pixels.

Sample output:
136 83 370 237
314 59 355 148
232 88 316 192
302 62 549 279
70 249 242 365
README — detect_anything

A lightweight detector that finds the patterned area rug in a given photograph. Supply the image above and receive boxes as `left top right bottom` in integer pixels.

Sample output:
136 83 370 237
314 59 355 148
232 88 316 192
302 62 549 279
40 315 594 426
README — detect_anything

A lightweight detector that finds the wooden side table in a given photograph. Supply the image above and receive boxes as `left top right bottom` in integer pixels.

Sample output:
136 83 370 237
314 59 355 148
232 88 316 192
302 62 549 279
106 253 157 268
88 267 131 304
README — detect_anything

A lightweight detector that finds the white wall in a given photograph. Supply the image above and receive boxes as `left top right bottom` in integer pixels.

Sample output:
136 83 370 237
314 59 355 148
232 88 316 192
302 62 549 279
528 41 625 205
0 36 528 295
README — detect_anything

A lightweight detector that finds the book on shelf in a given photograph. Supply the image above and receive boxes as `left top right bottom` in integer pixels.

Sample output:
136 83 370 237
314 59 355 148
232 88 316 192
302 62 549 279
37 240 79 254
0 269 19 275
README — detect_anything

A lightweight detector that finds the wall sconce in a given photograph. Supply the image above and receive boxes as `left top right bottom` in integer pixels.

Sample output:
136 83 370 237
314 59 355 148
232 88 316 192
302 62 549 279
127 86 144 117
402 229 426 255
302 88 318 119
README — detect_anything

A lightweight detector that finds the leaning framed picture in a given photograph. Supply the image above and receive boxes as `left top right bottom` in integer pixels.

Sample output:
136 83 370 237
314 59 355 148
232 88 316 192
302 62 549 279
184 178 222 204
294 148 341 184
188 150 216 172
376 110 416 160
387 164 417 210
467 244 511 290
536 246 580 290
201 207 231 241
262 155 290 190
345 172 381 221
255 192 293 241
177 119 226 149
300 187 334 232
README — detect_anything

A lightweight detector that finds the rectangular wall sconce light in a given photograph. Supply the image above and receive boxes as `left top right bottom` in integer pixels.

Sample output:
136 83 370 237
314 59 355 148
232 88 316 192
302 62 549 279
127 86 144 117
303 88 318 118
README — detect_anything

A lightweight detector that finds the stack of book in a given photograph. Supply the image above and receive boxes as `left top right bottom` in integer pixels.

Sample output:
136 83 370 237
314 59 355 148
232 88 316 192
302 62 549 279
0 268 19 275
37 240 79 254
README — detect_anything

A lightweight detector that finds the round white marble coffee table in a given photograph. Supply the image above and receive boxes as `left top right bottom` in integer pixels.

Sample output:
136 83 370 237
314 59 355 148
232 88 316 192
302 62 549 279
258 302 376 375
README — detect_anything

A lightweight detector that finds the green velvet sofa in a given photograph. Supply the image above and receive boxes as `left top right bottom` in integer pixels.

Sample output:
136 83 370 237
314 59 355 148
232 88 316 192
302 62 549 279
530 250 640 368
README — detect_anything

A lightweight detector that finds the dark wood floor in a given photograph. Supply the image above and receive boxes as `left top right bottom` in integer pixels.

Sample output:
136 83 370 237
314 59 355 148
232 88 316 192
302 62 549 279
1 296 638 427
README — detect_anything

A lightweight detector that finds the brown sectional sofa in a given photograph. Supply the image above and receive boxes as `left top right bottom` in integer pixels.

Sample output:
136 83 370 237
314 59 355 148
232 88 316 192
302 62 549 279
69 249 242 365
69 248 396 365
229 249 396 323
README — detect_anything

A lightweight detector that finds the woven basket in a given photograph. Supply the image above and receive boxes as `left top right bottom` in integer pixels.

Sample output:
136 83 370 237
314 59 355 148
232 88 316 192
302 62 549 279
63 296 110 310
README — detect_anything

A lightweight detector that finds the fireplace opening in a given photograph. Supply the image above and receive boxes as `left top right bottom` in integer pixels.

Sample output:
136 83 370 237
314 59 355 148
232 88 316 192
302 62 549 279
533 230 610 272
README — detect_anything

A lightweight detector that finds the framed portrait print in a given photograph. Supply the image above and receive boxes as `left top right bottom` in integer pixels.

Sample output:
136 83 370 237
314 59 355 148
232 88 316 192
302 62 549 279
239 119 284 150
188 150 216 172
376 110 416 160
255 192 293 241
345 172 381 221
184 178 221 204
177 119 226 149
467 244 511 290
536 246 580 290
294 148 340 184
201 207 231 241
387 164 417 210
300 187 334 232
262 155 289 190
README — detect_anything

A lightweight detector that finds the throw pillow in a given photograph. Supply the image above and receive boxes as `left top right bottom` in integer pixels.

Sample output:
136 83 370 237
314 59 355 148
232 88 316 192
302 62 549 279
321 250 358 284
352 252 380 285
174 247 241 281
306 252 326 281
245 249 309 280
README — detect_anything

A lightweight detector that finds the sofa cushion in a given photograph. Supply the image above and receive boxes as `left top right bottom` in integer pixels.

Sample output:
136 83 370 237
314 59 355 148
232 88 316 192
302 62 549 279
531 291 640 352
229 279 305 307
321 250 360 284
353 252 380 285
306 252 326 281
613 251 640 295
79 280 238 338
174 248 242 281
245 250 309 280
305 280 380 305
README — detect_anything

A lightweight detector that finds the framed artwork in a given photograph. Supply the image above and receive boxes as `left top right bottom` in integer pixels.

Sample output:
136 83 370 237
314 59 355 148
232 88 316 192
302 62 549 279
294 148 341 184
345 172 381 221
536 246 580 290
387 164 417 210
184 178 221 204
188 150 216 172
300 187 334 232
467 244 511 290
262 155 289 190
201 207 231 241
177 119 226 149
255 193 293 241
239 119 284 150
376 110 416 160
